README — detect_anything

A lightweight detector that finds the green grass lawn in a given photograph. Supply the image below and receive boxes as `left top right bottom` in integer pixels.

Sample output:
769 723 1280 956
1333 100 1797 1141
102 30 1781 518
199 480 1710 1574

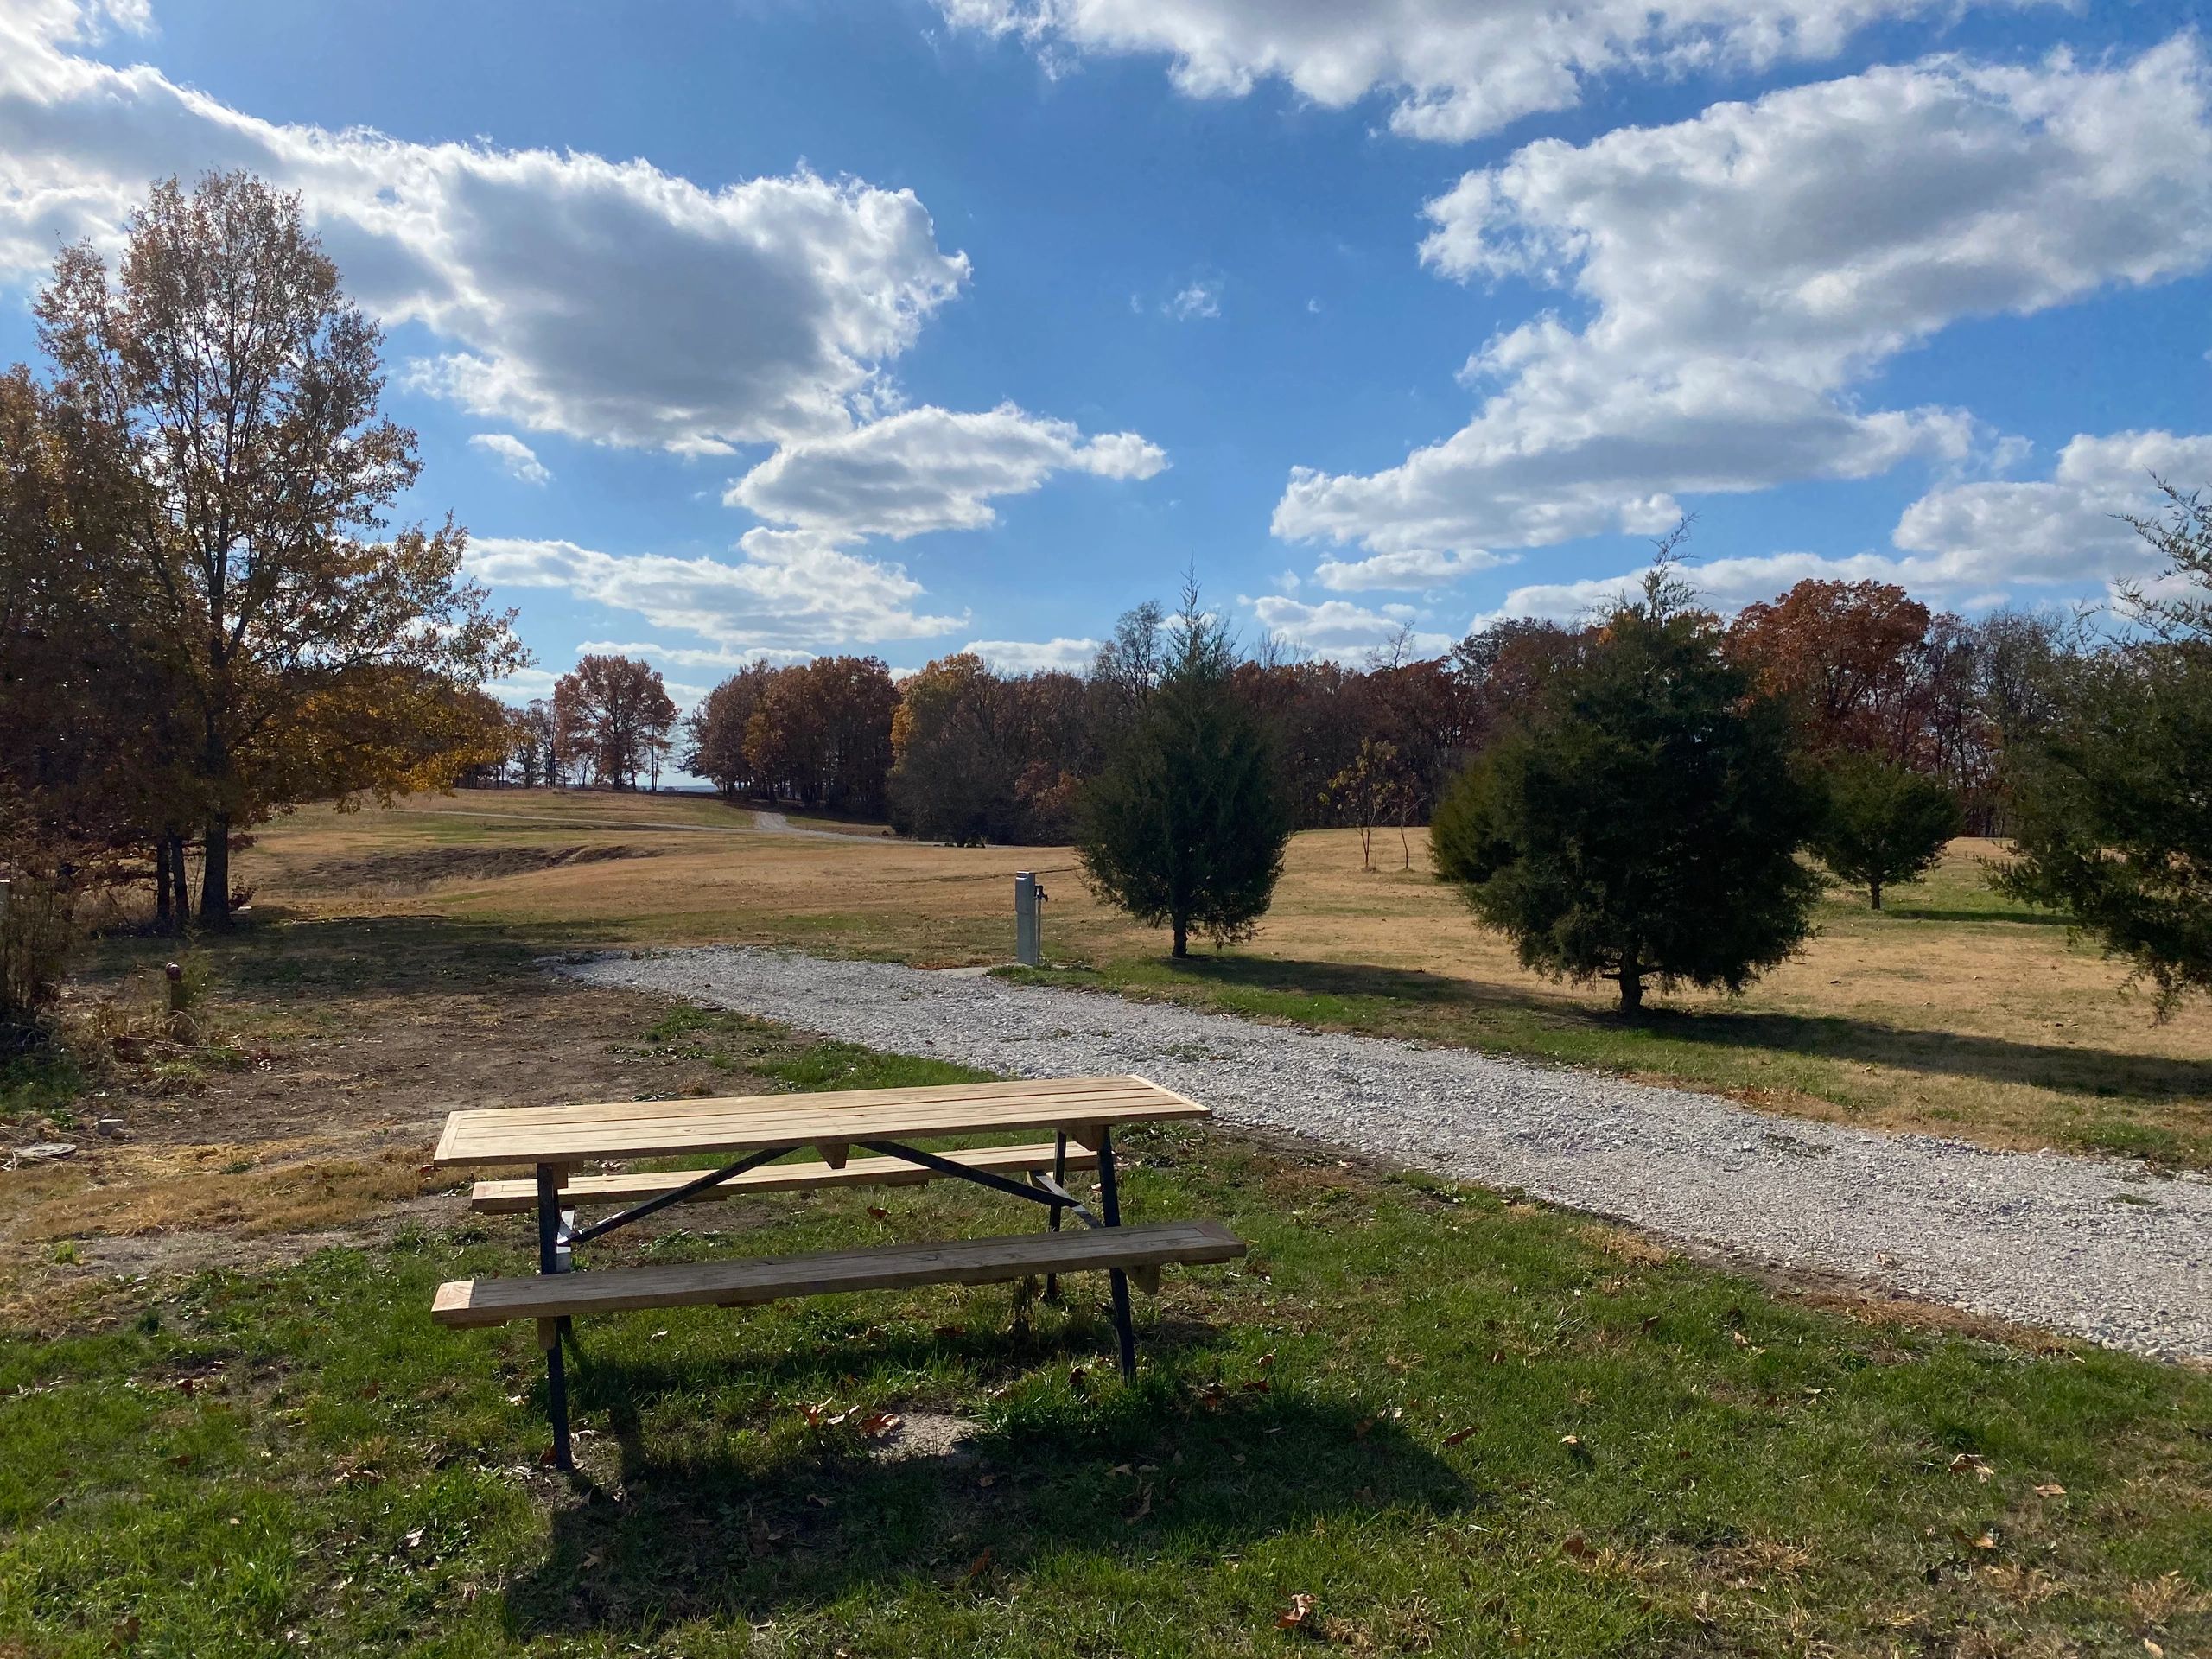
4 1010 2208 1657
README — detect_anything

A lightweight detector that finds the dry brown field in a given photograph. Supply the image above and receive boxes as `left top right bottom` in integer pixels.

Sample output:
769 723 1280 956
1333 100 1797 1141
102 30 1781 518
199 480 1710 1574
224 787 2212 1168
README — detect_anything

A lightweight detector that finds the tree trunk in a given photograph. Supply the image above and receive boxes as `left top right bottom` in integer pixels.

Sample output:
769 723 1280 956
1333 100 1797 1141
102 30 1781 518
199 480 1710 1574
1617 951 1644 1014
1869 880 1883 911
1172 917 1189 958
167 835 191 935
155 838 173 929
199 812 231 927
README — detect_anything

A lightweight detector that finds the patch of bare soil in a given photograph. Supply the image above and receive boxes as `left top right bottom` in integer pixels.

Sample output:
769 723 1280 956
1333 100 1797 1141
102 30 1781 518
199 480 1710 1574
290 842 659 892
0 967 704 1312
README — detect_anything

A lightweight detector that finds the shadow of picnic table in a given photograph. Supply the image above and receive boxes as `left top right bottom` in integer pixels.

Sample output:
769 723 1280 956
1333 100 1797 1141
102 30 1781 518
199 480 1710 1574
499 1319 1474 1641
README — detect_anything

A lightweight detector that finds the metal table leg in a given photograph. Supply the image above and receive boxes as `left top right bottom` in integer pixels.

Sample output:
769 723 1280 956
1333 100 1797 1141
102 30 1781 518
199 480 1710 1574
536 1162 572 1470
1095 1128 1137 1379
1045 1130 1067 1304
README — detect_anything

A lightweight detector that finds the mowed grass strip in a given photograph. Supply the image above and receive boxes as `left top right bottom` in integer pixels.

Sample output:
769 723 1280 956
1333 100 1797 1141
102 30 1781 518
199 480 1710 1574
3 1030 2208 1657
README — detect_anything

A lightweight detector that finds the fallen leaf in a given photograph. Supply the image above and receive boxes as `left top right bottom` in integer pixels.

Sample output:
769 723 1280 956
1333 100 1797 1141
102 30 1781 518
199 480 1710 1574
1242 1378 1271 1395
1108 1463 1135 1477
855 1410 903 1438
649 1329 669 1342
805 1493 831 1509
2145 1641 2165 1656
1258 1351 1275 1369
1970 1531 1997 1551
1561 1535 1597 1560
1948 1452 1994 1483
1125 1485 1153 1525
964 1548 993 1580
1277 1592 1317 1630
2032 1482 2067 1497
1069 1364 1090 1393
867 1207 889 1222
1640 1315 1660 1334
1442 1424 1478 1447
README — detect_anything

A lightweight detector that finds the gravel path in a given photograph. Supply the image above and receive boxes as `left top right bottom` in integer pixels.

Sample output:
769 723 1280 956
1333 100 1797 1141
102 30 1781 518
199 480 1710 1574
560 947 2212 1362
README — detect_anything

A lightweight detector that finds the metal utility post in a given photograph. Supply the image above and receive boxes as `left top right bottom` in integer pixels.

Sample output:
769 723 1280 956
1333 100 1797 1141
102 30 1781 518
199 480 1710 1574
1014 871 1048 967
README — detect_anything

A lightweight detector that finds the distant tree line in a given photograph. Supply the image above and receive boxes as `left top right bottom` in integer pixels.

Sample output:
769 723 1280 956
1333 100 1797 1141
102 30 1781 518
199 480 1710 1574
501 573 2076 854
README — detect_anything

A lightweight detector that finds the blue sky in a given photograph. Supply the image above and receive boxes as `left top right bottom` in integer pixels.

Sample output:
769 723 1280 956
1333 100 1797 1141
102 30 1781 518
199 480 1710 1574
3 0 2209 711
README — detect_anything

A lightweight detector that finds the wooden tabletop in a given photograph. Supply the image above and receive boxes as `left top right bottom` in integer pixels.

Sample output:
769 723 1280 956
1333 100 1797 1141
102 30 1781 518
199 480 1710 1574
432 1074 1206 1168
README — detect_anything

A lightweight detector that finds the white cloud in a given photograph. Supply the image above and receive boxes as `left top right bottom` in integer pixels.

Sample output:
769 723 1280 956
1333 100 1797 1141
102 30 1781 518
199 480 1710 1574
938 0 2033 142
0 4 969 453
1314 546 1507 591
468 432 551 486
1247 593 1452 659
571 639 818 670
726 402 1166 539
466 532 966 654
1274 39 2212 569
1475 429 2212 624
1 3 1173 660
1165 280 1220 321
960 636 1103 671
1891 429 2212 588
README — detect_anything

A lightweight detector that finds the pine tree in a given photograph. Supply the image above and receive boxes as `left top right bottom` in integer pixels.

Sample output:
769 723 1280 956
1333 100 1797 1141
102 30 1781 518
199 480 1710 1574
1431 568 1823 1011
1077 583 1290 957
1812 755 1961 909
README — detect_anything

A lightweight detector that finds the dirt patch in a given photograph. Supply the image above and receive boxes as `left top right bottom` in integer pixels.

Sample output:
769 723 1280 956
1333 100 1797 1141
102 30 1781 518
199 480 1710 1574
291 842 659 893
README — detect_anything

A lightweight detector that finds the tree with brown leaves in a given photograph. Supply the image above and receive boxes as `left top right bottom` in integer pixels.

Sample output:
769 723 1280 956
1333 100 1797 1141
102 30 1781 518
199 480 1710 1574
553 654 677 790
31 172 525 924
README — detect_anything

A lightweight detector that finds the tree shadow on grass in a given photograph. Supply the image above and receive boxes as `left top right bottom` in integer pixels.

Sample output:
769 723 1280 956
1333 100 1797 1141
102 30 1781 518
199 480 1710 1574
502 1323 1472 1641
1881 906 2070 926
1152 954 2212 1105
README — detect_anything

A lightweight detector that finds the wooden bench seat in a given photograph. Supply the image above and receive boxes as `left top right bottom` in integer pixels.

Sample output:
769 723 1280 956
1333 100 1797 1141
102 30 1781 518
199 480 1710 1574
431 1217 1245 1328
467 1141 1097 1214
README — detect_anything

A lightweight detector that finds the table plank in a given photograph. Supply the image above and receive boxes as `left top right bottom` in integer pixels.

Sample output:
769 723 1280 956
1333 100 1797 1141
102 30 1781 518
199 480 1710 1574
430 1217 1245 1325
433 1073 1204 1167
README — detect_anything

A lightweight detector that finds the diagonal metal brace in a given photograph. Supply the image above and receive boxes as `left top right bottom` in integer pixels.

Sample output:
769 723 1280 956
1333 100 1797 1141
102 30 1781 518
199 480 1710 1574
566 1143 798 1246
859 1140 1069 1210
1027 1172 1101 1228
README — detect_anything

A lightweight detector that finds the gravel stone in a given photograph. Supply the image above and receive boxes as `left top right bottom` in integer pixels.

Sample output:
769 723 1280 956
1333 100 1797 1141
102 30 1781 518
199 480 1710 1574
559 947 2212 1362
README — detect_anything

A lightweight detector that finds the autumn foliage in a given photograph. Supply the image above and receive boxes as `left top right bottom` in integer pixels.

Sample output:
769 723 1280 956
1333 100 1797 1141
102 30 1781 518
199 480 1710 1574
1 172 525 930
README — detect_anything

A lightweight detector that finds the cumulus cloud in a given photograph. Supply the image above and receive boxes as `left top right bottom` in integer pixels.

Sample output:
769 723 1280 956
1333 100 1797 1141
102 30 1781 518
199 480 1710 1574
1274 39 2212 571
468 432 551 486
0 4 1173 659
937 0 2027 141
726 403 1166 539
466 532 966 654
571 639 818 670
960 636 1103 671
1249 594 1452 659
1313 546 1507 592
1474 429 2212 625
0 3 969 453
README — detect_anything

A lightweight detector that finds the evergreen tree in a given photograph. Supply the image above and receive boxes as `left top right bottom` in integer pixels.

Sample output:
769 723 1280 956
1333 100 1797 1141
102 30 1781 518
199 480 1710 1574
1812 756 1961 909
1431 568 1823 1012
1077 583 1290 957
1996 483 2212 1013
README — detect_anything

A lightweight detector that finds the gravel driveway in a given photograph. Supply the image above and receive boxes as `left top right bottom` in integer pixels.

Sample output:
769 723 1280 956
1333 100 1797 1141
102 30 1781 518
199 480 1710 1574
560 947 2211 1362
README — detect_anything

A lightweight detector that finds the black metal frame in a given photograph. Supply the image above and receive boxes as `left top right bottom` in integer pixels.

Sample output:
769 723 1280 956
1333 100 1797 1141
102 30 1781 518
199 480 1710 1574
525 1123 1139 1471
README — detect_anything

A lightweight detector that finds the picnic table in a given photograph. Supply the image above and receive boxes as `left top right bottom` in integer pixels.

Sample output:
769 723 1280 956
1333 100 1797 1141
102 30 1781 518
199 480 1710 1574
429 1074 1245 1467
